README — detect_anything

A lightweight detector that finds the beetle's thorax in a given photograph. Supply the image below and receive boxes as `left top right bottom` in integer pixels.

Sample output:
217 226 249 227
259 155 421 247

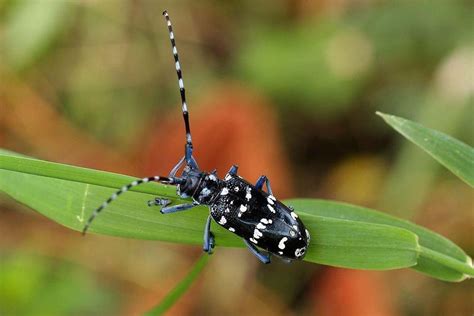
177 168 222 204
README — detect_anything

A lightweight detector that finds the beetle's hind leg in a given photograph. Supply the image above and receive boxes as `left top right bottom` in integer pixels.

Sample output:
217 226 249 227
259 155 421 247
243 239 271 264
203 215 215 254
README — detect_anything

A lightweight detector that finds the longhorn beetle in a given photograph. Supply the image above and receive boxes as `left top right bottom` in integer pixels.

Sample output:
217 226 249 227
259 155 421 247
82 10 310 264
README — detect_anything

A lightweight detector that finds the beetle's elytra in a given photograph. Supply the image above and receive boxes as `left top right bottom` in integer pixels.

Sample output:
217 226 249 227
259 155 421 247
82 10 310 264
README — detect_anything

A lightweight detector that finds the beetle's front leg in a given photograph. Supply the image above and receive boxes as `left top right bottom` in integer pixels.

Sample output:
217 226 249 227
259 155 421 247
147 198 171 208
160 202 199 214
148 199 199 214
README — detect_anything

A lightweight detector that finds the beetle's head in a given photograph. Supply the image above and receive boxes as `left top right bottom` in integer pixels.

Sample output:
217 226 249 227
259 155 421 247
176 166 202 198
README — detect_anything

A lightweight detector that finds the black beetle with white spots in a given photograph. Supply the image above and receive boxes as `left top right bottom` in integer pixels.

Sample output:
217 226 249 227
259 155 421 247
82 10 310 264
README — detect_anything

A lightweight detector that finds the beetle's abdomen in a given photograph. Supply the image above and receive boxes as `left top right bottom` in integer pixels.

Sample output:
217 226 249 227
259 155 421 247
210 174 310 260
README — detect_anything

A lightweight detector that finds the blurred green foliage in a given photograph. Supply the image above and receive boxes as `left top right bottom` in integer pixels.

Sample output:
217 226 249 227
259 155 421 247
238 18 369 117
0 252 119 315
3 0 74 71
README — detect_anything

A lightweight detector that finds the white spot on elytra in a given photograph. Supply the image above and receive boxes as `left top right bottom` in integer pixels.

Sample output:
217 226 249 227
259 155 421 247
250 238 258 244
253 229 263 239
234 186 240 192
290 230 296 237
220 188 229 195
209 174 217 181
278 251 283 255
239 205 247 213
291 212 298 220
269 195 276 201
218 216 227 225
225 208 230 213
225 174 231 181
229 227 235 232
245 187 252 201
267 197 274 205
292 225 299 231
260 218 272 224
295 247 306 258
278 237 288 250
268 204 276 213
256 223 266 230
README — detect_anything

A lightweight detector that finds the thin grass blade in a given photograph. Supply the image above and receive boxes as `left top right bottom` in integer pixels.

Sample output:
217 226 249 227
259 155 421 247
377 112 474 187
145 255 210 316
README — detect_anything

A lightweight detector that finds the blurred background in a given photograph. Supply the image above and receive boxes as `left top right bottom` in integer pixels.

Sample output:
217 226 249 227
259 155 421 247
0 0 473 315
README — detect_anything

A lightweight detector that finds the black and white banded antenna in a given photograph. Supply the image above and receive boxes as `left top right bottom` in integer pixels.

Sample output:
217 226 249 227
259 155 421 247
82 176 179 235
163 10 193 147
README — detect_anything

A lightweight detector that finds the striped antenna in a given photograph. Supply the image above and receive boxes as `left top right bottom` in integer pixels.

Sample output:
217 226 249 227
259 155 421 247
162 10 193 146
82 176 178 235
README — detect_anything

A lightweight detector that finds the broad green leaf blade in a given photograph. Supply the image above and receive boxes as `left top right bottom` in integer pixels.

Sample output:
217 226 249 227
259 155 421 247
145 255 209 316
0 151 418 271
1 150 472 281
377 112 474 187
288 199 473 282
0 169 418 270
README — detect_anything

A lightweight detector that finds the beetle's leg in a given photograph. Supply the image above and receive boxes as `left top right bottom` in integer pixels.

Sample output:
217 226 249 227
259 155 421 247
255 176 265 189
147 198 171 207
255 176 273 195
160 202 199 214
243 239 271 264
227 165 238 176
203 215 215 253
169 156 185 177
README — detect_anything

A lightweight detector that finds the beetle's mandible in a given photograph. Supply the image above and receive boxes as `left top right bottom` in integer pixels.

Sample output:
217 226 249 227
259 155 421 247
82 10 310 264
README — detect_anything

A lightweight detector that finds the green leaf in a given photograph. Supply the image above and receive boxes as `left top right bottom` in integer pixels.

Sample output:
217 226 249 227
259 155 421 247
145 255 209 316
0 150 472 281
377 112 474 187
288 199 473 282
